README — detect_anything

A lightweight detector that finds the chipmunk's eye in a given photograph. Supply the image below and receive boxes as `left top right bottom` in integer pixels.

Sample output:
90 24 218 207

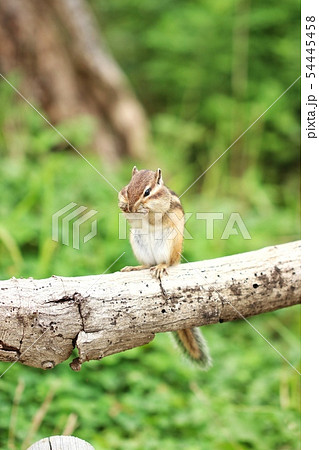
144 188 151 197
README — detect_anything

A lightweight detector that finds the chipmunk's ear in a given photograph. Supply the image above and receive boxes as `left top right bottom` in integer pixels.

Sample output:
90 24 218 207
156 168 163 185
132 166 138 176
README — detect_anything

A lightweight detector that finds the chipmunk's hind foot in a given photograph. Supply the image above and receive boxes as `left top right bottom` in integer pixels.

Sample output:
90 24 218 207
150 263 168 280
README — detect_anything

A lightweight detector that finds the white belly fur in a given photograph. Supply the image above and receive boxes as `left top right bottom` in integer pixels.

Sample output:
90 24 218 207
130 224 174 266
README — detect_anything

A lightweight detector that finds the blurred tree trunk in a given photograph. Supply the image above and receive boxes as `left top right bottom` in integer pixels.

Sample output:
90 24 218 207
0 0 148 162
230 0 250 178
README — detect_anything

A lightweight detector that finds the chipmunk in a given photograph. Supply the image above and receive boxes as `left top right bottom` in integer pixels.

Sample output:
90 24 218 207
118 167 211 369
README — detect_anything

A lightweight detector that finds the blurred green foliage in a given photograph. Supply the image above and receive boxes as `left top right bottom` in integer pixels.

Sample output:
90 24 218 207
0 0 300 448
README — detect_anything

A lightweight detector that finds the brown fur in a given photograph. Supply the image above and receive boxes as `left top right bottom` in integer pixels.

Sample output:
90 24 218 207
127 170 156 212
177 329 202 359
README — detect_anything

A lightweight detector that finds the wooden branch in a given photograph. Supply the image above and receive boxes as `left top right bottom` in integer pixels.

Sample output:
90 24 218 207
0 241 300 371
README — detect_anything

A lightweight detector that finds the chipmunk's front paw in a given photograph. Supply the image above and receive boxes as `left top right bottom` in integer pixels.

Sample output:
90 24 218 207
150 264 168 280
121 265 148 272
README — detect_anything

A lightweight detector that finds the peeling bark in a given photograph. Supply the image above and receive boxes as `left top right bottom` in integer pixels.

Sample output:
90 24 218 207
0 241 300 371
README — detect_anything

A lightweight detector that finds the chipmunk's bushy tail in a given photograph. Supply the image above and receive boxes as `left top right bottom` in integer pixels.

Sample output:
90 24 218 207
172 327 212 370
